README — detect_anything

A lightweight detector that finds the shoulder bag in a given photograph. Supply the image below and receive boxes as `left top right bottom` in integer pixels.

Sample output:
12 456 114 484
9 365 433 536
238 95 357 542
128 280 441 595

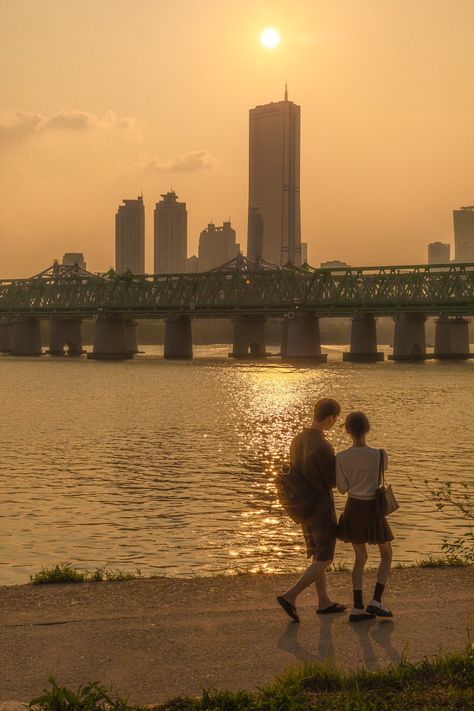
374 449 399 517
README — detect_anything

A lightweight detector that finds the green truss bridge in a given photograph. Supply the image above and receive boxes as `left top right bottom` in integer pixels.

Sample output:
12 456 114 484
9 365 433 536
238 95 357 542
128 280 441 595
0 257 473 362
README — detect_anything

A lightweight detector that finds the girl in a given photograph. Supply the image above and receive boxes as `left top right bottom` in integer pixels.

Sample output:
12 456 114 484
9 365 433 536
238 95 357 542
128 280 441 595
336 411 394 622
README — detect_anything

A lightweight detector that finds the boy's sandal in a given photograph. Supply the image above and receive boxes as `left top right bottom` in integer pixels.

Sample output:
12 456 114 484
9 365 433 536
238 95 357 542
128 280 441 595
276 595 300 622
316 602 347 614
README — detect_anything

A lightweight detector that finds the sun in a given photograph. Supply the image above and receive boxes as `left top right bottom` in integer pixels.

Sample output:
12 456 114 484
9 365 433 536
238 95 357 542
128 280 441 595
260 28 281 49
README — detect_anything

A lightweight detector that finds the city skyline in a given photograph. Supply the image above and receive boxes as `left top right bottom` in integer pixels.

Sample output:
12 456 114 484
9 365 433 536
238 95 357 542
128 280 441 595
1 1 473 277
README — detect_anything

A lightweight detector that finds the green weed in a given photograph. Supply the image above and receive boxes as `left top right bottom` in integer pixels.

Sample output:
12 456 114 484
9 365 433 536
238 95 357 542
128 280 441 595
30 563 142 585
416 555 471 568
29 647 474 711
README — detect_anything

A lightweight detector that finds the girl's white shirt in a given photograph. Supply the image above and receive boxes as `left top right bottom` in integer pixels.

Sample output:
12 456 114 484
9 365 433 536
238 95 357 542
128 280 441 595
336 446 388 500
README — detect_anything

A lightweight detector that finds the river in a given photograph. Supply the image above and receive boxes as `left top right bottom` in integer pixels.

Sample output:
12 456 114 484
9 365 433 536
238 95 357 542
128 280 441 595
0 345 472 585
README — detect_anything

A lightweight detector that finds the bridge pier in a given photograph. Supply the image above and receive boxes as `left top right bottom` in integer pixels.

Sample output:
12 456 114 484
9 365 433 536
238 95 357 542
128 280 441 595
164 316 193 359
282 313 327 362
0 318 12 353
343 313 384 362
125 319 139 355
88 313 134 360
10 316 43 356
433 316 473 359
389 313 428 361
229 316 267 358
49 316 84 356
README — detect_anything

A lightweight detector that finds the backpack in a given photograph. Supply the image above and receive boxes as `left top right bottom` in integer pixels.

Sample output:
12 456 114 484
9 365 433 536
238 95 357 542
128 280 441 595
275 463 318 524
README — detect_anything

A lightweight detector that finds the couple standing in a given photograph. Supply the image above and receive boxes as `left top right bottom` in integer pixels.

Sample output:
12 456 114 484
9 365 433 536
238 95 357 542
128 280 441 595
277 398 394 623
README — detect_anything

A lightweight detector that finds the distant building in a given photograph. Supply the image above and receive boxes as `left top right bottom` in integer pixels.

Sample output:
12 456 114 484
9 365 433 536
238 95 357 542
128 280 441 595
186 255 199 273
453 206 474 262
62 252 86 271
301 242 308 264
247 88 301 266
154 191 187 274
428 242 450 264
115 195 145 274
198 221 240 271
320 260 350 269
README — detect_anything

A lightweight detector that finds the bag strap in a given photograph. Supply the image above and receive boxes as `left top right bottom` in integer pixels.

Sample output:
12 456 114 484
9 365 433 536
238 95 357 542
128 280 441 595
378 449 385 488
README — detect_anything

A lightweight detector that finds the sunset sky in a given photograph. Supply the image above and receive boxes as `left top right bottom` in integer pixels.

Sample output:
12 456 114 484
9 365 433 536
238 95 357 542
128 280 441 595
1 0 473 276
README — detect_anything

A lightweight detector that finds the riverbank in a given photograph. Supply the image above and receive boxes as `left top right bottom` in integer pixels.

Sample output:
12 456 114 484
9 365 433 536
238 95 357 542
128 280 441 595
0 568 472 706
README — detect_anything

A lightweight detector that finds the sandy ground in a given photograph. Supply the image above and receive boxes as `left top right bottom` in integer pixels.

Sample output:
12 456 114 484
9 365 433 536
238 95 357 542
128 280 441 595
0 568 472 707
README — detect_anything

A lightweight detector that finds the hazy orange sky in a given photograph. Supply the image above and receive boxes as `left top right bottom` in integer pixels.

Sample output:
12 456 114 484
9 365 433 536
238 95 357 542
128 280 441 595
1 0 473 276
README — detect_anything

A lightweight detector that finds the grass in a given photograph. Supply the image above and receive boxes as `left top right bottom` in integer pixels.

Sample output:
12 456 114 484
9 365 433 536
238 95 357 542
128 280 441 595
29 553 472 586
416 555 471 568
29 647 474 710
30 562 142 585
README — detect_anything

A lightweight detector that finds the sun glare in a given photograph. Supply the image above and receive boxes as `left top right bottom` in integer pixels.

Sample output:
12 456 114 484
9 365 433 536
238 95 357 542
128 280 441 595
260 28 281 49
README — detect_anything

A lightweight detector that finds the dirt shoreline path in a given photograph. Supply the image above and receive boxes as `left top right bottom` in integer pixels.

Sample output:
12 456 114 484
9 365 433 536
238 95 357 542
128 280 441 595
0 568 472 706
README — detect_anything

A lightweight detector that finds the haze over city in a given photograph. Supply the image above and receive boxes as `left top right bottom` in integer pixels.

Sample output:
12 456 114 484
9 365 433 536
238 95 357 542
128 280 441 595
1 0 473 277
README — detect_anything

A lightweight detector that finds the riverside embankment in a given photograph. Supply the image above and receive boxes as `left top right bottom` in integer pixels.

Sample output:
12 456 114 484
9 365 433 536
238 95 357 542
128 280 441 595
0 568 472 706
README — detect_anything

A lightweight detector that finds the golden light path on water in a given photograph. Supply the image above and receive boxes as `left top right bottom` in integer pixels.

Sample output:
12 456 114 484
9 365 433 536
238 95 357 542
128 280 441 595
0 344 473 584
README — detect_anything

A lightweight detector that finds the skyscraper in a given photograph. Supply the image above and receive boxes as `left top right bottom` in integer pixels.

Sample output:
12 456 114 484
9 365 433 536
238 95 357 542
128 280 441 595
453 206 474 262
198 221 240 271
115 195 145 274
154 191 187 274
428 242 450 264
247 87 301 266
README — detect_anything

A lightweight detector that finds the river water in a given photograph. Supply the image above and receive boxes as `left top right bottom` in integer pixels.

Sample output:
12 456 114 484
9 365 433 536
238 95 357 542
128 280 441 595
0 345 473 585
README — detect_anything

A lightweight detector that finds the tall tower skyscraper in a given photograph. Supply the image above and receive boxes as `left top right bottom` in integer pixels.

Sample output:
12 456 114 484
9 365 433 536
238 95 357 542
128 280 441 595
453 206 474 262
247 87 301 266
154 191 187 274
115 195 145 274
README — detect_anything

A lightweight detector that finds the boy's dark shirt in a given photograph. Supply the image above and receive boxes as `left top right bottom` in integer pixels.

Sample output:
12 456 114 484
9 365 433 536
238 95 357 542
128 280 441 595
290 427 336 521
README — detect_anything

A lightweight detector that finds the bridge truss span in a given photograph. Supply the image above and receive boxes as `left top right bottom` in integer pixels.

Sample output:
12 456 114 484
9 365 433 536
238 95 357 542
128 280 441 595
0 261 472 317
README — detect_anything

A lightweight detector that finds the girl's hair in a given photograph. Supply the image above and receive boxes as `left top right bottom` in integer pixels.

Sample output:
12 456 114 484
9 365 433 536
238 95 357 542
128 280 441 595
345 411 370 438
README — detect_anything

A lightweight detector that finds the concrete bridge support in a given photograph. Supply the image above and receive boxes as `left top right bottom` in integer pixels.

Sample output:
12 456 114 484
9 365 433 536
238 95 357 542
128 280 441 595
0 318 12 353
124 319 139 355
10 316 42 356
343 313 384 362
434 316 472 359
164 316 193 359
49 316 84 356
389 313 428 361
88 313 134 360
229 316 267 358
282 313 327 362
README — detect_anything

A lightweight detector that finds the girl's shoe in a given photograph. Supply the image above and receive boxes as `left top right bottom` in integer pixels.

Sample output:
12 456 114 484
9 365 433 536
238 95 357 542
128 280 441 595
349 607 375 622
366 599 393 618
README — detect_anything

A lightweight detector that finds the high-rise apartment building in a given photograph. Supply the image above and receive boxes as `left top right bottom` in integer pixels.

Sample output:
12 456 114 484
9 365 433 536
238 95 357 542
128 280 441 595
115 195 145 274
320 260 350 269
453 206 474 262
247 88 301 266
154 191 187 273
198 221 240 271
428 242 450 264
301 242 308 264
62 252 87 270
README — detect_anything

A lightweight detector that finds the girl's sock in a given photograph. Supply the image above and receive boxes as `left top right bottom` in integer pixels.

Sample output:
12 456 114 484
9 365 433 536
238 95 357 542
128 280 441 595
373 582 385 603
353 589 364 609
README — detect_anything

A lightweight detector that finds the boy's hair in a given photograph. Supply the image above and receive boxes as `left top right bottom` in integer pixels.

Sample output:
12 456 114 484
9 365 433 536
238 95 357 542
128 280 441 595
313 398 341 422
345 411 370 438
